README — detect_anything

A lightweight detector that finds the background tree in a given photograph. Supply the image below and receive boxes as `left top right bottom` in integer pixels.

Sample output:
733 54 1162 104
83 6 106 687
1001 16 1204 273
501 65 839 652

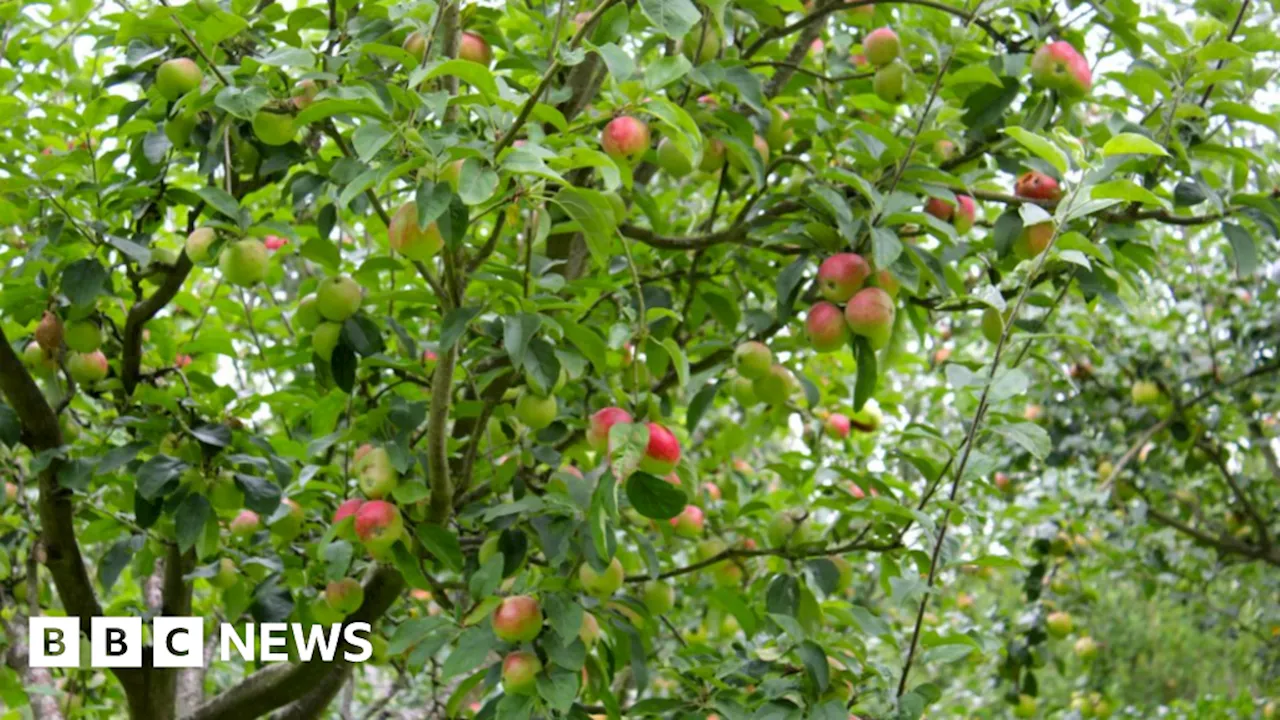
0 0 1277 717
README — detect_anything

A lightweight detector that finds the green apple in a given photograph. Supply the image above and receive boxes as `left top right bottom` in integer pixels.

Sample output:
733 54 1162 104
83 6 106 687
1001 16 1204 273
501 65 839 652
578 557 625 597
312 322 343 362
315 275 363 322
156 58 203 100
252 111 295 146
219 239 269 286
515 391 557 430
64 320 102 353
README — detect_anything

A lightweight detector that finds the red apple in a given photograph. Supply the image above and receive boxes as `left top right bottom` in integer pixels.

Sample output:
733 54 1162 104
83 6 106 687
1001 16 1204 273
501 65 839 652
388 201 444 261
587 406 633 452
35 311 63 353
333 497 363 537
817 253 870 302
493 595 543 642
702 482 721 501
458 31 491 65
502 650 542 694
872 268 900 298
640 422 680 475
601 116 650 162
402 32 427 61
67 350 109 384
579 611 601 645
864 27 900 66
230 510 260 537
806 301 849 352
670 505 704 538
953 195 976 234
1014 221 1055 259
1030 41 1091 97
844 287 895 349
264 235 288 251
354 500 403 553
1015 171 1061 200
325 578 365 615
924 196 954 222
825 413 851 439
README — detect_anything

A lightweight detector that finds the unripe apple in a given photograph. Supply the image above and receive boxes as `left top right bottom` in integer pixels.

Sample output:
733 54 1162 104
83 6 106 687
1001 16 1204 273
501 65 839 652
579 556 625 597
601 116 650 163
185 227 216 263
844 287 895 349
579 611 601 645
312 322 343 362
851 406 882 432
325 577 365 615
1046 610 1073 637
872 268 900 298
219 239 269 286
354 500 403 553
230 510 260 537
388 201 444 261
729 376 758 407
402 32 427 61
1074 635 1098 660
640 422 681 475
670 505 704 538
656 138 693 177
23 342 57 372
767 513 799 547
873 62 912 104
1131 380 1160 405
252 111 296 146
981 307 1007 343
501 650 542 694
272 498 305 539
825 413 851 439
766 106 793 153
806 301 849 353
863 27 900 66
515 391 557 430
67 350 109 384
733 341 773 379
1013 694 1037 719
356 446 399 499
1030 40 1092 97
752 364 793 407
994 471 1012 493
696 538 727 561
293 79 319 109
699 138 726 173
333 498 363 540
817 253 870 302
934 139 956 159
314 275 363 322
1014 221 1054 259
493 595 543 642
295 294 322 331
156 58 203 100
642 580 675 615
680 23 720 65
588 406 633 451
166 112 197 147
1015 171 1061 200
2 481 17 506
458 31 492 65
210 558 238 589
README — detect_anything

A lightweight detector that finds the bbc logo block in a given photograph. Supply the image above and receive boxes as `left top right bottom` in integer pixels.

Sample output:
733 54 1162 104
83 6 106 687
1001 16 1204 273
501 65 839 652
29 618 372 668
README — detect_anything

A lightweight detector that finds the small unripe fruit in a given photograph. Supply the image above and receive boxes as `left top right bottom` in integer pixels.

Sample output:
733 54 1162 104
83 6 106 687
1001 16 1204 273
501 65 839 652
579 612 601 645
642 581 675 614
806 301 849 353
501 651 542 694
981 307 1006 344
315 276 363 321
492 595 543 642
67 350 109 384
766 106 793 153
873 62 912 104
579 557 625 597
656 138 693 177
817 253 870 302
864 28 900 66
156 58 203 100
230 510 260 537
402 32 427 61
669 505 704 538
185 227 216 263
699 139 726 173
733 341 773 379
354 500 403 553
458 31 492 65
752 364 793 407
1030 40 1092 97
1046 610 1073 637
1014 221 1054 259
210 558 238 589
1015 171 1062 200
251 111 296 146
1131 380 1160 406
272 498 305 539
825 413 851 439
356 446 399 499
388 202 444 261
325 578 365 615
588 406 633 451
312 322 343 362
293 79 319 109
844 287 895 349
1074 635 1098 660
640 423 680 475
219 239 270 286
729 376 758 407
601 116 650 163
680 23 721 65
1013 694 1037 719
515 391 557 430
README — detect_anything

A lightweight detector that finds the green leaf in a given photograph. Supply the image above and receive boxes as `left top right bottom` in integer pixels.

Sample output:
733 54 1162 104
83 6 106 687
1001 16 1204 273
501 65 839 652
1101 132 1169 157
594 42 635 81
441 626 496 679
637 0 701 38
552 187 617 264
1221 223 1257 277
988 422 1051 459
658 338 689 388
196 186 241 221
608 422 649 481
853 336 877 412
1003 127 1068 174
214 86 270 120
644 55 692 89
416 524 464 571
61 258 107 307
352 123 393 162
136 454 187 500
439 306 481 351
625 472 686 520
797 640 830 693
425 59 499 98
1091 179 1166 206
299 238 341 273
945 64 1003 87
503 313 541 371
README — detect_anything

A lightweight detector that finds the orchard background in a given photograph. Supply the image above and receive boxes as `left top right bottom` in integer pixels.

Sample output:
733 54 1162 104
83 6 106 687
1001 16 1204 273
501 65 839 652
0 0 1278 715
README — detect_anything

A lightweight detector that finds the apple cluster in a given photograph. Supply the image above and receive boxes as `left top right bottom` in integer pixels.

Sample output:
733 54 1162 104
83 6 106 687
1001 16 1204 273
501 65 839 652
805 253 898 355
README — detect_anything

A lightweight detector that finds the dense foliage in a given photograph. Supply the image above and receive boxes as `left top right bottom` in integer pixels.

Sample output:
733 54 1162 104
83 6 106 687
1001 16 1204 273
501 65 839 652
0 0 1278 717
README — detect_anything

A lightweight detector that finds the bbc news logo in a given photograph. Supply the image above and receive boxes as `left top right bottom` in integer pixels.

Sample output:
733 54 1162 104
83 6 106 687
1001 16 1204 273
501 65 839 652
29 618 373 668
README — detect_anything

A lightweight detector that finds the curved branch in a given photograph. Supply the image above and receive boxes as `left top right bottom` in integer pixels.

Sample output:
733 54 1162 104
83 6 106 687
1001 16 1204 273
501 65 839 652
623 532 901 583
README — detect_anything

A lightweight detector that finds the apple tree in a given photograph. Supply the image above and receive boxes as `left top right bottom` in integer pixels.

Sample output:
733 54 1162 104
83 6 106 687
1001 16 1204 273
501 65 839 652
0 0 1278 717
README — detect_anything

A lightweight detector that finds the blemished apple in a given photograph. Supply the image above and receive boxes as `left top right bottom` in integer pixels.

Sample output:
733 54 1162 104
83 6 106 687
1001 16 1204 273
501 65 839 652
458 31 492 65
752 364 792 407
388 201 444 261
670 504 704 538
601 116 650 162
354 500 403 553
185 227 216 263
817 253 870 302
1030 40 1092 96
315 275 363 321
1015 170 1061 200
825 413 851 439
1014 221 1055 259
230 510 260 537
252 111 295 146
587 406 633 451
579 557 625 597
219 239 269 286
356 446 399 498
515 391 557 430
643 580 675 615
844 287 895 349
863 27 900 66
35 311 63 352
325 578 365 615
492 595 543 642
156 58 203 100
209 558 238 589
656 137 693 177
333 497 363 540
23 342 57 372
640 422 681 475
501 651 542 694
732 341 773 379
312 322 343 362
873 62 912 104
806 301 849 353
67 350 109 384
